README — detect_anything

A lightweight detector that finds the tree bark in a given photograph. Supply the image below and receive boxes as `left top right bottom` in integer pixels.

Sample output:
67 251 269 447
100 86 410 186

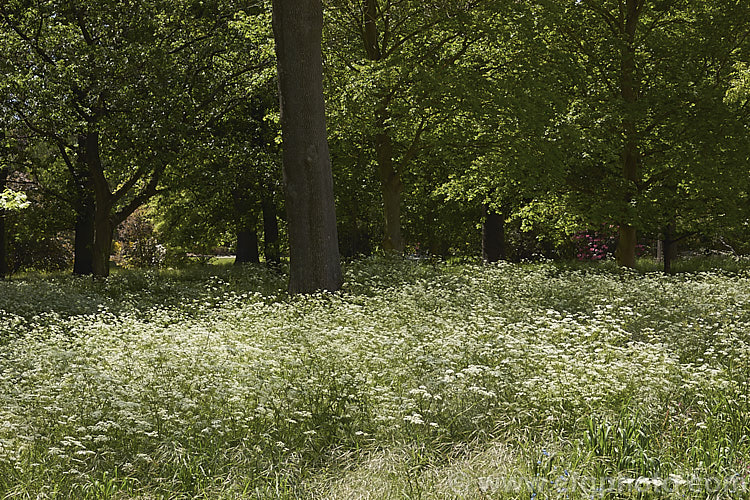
0 168 8 278
617 225 637 268
261 192 280 266
81 132 114 278
663 224 673 274
235 228 260 264
364 0 405 253
616 0 641 269
72 160 96 275
73 190 95 275
272 0 342 293
92 213 114 277
482 203 506 263
662 222 679 274
376 114 404 252
656 238 663 262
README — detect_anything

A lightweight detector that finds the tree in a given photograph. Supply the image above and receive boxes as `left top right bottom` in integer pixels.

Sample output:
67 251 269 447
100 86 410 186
324 0 485 253
0 167 9 277
272 0 342 293
0 0 270 276
536 0 750 269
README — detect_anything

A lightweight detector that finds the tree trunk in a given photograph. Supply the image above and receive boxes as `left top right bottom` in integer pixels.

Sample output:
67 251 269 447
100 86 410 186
363 0 404 253
73 196 95 275
656 238 663 262
235 228 260 265
617 225 637 268
663 224 673 274
82 132 114 278
616 0 641 269
0 168 8 278
662 222 679 274
92 213 113 277
482 203 505 263
73 171 96 275
272 0 342 293
261 192 280 266
375 116 404 253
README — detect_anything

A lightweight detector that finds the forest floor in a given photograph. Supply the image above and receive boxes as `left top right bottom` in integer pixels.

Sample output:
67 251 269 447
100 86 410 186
1 258 749 499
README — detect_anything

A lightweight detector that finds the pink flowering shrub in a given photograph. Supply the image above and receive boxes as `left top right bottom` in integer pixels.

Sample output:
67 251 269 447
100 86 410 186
572 226 617 261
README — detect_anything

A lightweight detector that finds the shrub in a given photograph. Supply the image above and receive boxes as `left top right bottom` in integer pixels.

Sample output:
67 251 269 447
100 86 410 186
115 209 166 268
8 232 73 272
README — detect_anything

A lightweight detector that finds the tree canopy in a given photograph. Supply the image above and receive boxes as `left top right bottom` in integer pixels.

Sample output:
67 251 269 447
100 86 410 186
1 0 748 283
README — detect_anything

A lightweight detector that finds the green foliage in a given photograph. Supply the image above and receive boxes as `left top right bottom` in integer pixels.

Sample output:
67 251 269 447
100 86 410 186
0 188 29 211
1 260 749 497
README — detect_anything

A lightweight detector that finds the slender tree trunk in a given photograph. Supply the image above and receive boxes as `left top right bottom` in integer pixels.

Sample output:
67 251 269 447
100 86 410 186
235 228 260 265
261 193 280 266
0 168 8 278
73 169 96 275
231 180 260 266
656 238 663 262
482 203 505 263
272 0 342 293
363 0 404 253
616 0 641 269
663 224 673 274
662 222 679 274
376 118 404 252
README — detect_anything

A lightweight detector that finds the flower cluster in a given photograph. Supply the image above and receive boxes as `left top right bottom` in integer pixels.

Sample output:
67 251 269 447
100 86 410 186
0 260 748 497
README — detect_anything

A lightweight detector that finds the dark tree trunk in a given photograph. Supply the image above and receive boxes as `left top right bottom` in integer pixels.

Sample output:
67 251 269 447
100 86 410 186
82 132 113 278
235 228 260 265
261 193 280 266
616 0 641 269
482 204 505 263
92 214 114 277
663 228 672 275
73 172 96 275
617 225 637 268
662 222 679 274
0 168 8 278
73 198 95 275
272 0 342 293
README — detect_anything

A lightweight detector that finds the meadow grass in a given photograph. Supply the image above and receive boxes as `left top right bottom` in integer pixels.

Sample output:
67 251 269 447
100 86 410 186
0 258 749 498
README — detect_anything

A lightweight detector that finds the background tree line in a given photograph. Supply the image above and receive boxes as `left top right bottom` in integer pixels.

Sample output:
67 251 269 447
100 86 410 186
1 0 748 284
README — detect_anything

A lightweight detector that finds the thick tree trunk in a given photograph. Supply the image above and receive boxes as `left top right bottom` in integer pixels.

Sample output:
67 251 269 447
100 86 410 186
261 193 280 266
92 214 113 277
617 225 637 268
0 168 8 278
272 0 342 293
82 132 114 278
616 0 641 269
235 228 260 265
482 204 506 263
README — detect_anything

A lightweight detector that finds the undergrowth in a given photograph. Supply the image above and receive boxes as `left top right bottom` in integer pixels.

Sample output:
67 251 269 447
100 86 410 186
1 259 749 498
